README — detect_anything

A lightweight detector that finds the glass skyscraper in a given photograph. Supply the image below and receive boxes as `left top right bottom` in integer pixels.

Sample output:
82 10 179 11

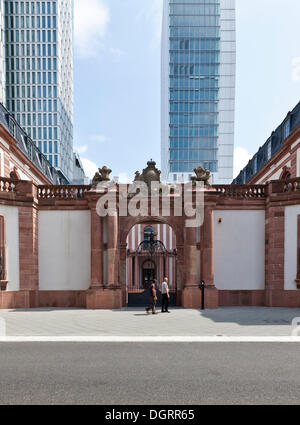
161 0 236 184
0 0 6 104
4 0 74 182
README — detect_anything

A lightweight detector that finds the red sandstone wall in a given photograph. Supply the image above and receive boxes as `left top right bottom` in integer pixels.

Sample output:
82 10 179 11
1 177 300 309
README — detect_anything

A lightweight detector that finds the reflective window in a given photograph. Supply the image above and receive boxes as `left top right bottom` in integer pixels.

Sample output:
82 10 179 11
167 0 221 175
284 119 290 139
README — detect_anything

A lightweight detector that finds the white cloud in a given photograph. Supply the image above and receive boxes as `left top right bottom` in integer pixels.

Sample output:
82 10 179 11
233 147 252 178
89 134 108 144
74 144 88 155
81 157 99 180
74 0 110 58
292 57 300 82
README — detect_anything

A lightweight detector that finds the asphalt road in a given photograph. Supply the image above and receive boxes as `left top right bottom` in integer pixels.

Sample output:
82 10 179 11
0 343 300 405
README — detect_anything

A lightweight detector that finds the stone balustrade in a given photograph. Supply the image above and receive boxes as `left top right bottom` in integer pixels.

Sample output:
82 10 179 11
266 178 300 195
38 185 91 199
2 179 300 202
213 184 266 199
283 178 300 193
0 178 17 193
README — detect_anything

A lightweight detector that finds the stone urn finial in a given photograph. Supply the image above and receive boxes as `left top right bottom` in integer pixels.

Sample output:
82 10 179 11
191 166 211 187
92 166 112 186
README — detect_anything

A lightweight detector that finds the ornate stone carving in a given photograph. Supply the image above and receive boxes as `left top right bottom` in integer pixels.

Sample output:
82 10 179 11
191 166 211 186
134 160 161 189
92 166 112 186
9 166 21 180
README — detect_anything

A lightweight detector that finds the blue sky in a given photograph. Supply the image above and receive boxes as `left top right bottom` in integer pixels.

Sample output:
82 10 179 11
73 0 300 180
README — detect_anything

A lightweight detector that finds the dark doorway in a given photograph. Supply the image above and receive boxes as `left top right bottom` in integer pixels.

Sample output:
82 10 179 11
142 260 156 289
126 223 177 307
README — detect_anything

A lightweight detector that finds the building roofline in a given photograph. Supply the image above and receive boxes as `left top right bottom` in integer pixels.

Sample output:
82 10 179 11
233 100 300 185
0 103 69 185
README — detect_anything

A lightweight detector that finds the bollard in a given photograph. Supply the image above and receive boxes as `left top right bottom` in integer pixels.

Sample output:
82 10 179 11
201 280 205 310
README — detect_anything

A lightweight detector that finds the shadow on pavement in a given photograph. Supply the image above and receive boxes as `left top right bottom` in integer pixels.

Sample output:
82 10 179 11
199 307 297 326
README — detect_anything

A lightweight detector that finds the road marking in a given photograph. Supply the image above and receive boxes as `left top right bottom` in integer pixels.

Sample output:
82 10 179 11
0 336 299 342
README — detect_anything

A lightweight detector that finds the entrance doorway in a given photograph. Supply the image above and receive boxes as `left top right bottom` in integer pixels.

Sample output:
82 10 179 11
142 260 156 289
126 222 177 307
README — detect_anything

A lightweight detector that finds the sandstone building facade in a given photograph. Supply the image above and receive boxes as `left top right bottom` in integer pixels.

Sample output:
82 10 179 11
1 101 300 309
0 160 300 309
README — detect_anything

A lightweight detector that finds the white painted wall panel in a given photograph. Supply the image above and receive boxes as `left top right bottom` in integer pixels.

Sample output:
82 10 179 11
39 211 91 291
284 205 300 290
0 206 19 291
214 211 265 290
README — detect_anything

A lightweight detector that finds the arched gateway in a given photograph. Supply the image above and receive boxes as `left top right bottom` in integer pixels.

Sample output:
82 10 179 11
86 160 219 310
126 223 177 307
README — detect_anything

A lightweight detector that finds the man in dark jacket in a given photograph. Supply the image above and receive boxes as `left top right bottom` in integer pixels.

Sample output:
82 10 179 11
146 279 158 315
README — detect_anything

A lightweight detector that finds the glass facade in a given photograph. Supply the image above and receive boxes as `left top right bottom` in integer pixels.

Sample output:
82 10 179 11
161 0 236 183
0 1 5 103
4 0 73 181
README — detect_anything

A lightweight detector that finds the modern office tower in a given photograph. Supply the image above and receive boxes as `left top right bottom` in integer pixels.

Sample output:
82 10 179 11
161 0 236 184
0 0 5 103
4 0 74 182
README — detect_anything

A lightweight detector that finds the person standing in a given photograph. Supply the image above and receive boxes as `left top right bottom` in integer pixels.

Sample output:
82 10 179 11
146 279 158 315
161 277 171 313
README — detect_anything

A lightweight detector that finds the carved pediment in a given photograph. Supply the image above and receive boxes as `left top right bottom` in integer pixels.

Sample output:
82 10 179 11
134 160 161 189
92 166 112 186
9 166 21 180
191 166 211 187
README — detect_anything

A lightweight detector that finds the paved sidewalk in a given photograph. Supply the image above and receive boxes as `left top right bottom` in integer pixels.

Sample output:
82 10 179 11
0 307 299 337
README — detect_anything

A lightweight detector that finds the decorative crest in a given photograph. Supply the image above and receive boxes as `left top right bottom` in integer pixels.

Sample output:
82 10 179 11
191 166 211 187
9 166 21 180
134 160 161 189
92 166 112 186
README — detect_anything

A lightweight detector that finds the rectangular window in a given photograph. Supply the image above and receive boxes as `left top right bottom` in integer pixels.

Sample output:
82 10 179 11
253 156 257 174
267 141 272 161
284 119 291 139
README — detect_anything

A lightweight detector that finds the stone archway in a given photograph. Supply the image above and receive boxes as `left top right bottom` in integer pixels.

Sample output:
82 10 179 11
119 215 185 307
87 160 219 310
125 221 179 307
